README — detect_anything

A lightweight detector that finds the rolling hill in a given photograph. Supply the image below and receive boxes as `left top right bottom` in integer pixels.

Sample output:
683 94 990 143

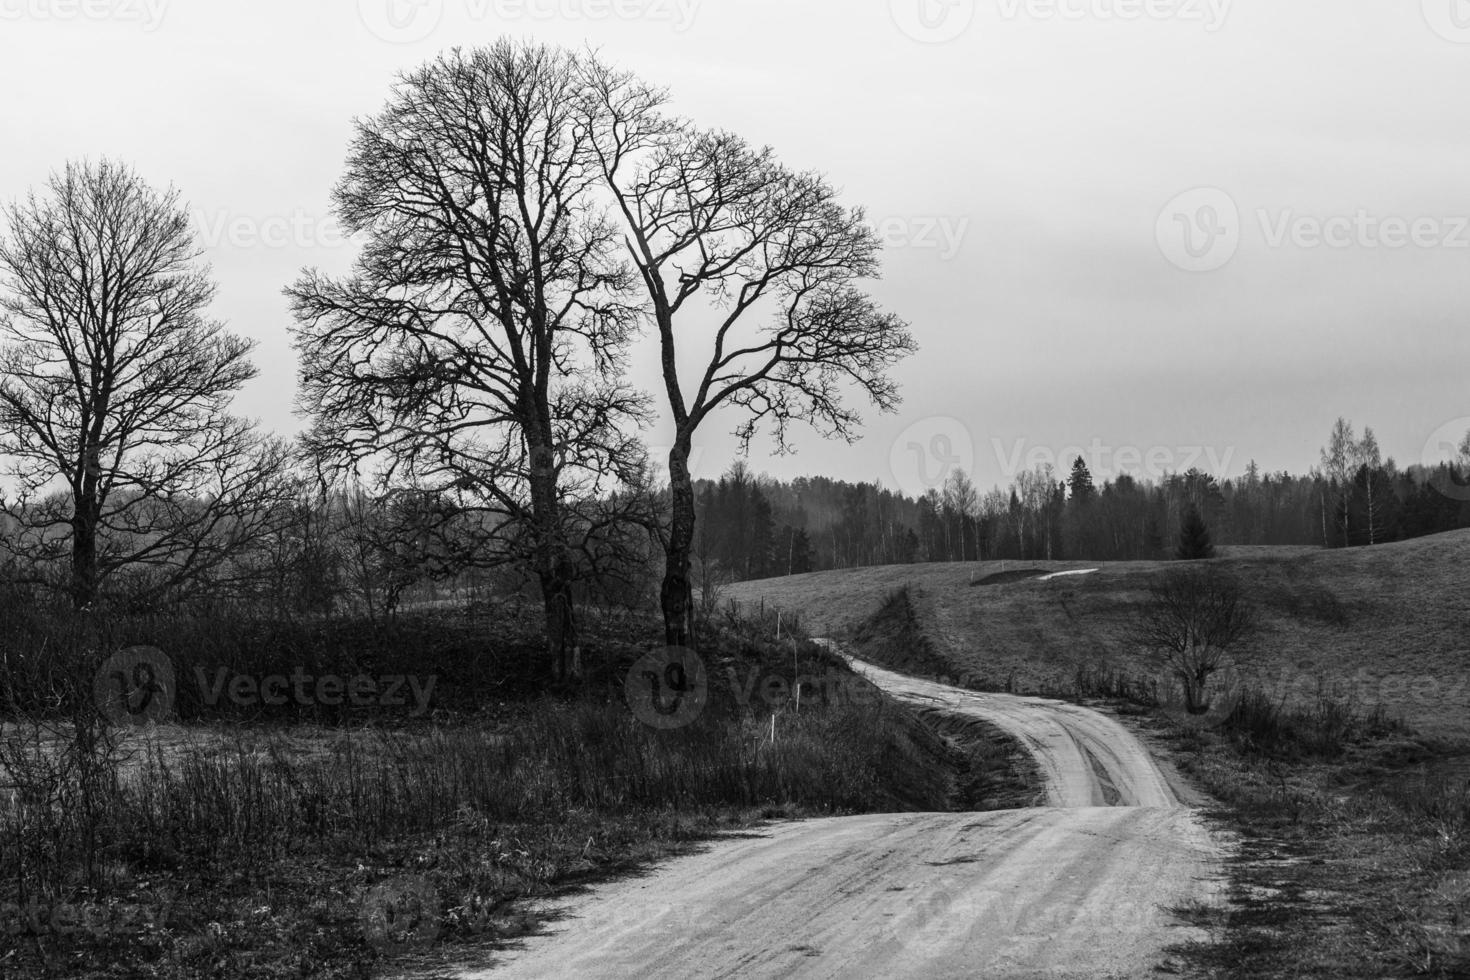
725 529 1470 741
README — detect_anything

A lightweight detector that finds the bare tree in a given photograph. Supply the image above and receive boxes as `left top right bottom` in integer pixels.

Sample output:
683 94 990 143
1319 418 1389 547
289 43 647 678
0 159 292 608
1015 464 1057 560
1318 416 1359 546
943 468 979 561
584 62 917 646
1133 566 1256 715
1356 425 1383 545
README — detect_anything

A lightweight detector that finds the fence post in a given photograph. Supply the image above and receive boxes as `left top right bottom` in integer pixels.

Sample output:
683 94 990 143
793 638 800 714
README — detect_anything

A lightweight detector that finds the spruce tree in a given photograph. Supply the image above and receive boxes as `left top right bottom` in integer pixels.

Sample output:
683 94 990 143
1068 456 1096 502
1176 505 1216 560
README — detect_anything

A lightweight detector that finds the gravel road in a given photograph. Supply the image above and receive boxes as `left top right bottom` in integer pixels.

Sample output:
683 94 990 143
457 656 1226 979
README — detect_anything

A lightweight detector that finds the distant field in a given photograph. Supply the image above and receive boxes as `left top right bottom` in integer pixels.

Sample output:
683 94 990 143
726 529 1470 742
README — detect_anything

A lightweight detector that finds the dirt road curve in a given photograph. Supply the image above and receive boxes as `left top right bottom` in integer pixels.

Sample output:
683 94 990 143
849 659 1179 808
460 657 1225 980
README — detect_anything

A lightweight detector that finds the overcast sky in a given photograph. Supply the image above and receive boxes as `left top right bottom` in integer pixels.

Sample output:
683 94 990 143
2 0 1467 498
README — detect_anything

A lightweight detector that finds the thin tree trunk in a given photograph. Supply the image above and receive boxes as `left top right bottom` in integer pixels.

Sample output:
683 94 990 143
1320 488 1329 548
661 438 696 648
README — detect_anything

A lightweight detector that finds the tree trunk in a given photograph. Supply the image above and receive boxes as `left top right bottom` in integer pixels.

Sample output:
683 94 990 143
1364 475 1377 546
661 438 696 648
1320 488 1329 548
539 564 578 679
528 442 577 680
71 502 99 610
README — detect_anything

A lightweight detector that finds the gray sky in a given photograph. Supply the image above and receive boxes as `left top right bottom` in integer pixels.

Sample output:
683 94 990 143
2 0 1467 498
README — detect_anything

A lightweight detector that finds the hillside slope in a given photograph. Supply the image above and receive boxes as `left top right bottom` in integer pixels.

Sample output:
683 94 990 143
726 529 1470 740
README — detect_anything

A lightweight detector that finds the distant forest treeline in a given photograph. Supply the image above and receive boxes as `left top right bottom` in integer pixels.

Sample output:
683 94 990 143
693 437 1470 584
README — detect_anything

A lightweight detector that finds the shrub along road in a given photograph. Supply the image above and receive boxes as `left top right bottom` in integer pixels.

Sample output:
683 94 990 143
457 655 1228 979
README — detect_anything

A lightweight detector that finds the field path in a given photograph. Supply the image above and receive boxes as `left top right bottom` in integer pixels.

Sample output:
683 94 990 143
457 655 1225 979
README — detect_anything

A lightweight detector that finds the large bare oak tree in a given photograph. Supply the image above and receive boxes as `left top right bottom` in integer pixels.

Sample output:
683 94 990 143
289 43 647 677
0 159 290 608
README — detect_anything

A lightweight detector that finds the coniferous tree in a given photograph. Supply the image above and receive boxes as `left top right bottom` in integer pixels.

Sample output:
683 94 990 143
1068 457 1097 502
1176 505 1216 560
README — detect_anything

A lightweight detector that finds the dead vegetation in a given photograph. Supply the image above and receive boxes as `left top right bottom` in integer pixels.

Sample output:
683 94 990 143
0 595 1026 979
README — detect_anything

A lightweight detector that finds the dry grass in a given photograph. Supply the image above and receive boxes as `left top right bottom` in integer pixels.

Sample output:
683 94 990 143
0 598 1028 979
727 529 1470 741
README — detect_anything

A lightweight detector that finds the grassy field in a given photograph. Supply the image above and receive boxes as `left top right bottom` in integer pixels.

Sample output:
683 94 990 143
726 529 1470 742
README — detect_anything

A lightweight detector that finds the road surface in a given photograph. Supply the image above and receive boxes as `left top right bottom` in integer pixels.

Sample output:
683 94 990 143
457 656 1225 979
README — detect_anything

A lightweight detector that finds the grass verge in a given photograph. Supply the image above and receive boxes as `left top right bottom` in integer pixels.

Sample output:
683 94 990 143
1074 670 1470 978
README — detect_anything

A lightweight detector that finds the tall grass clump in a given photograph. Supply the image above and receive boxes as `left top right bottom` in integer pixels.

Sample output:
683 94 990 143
1222 682 1405 760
